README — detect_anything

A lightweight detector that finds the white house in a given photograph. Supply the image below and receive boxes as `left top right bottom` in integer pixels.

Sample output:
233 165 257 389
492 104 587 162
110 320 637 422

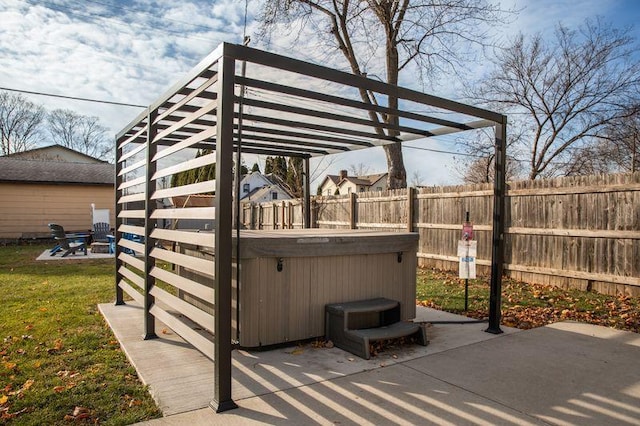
318 170 387 196
239 171 292 203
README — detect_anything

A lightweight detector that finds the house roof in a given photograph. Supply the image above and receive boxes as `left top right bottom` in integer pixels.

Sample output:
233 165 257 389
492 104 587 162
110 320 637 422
339 177 372 186
318 174 341 191
4 144 107 164
0 158 114 185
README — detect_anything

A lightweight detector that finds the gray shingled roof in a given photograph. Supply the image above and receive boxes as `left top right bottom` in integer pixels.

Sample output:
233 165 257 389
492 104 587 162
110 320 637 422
0 158 114 185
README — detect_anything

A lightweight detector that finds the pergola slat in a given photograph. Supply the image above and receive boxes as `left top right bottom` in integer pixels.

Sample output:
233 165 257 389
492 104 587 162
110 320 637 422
150 207 215 220
150 228 215 248
118 279 143 305
150 247 215 278
239 97 435 139
150 305 215 360
236 76 473 131
149 267 214 304
152 180 215 200
151 153 216 181
152 126 217 162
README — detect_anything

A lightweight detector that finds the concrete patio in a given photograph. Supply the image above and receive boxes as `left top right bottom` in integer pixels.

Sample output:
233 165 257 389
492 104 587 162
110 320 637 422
100 302 640 425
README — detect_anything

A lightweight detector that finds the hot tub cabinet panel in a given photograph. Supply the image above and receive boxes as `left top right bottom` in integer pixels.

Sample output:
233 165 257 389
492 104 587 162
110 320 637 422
178 229 418 348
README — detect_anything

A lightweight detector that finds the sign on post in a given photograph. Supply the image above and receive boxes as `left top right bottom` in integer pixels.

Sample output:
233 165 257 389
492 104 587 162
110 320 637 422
458 218 476 280
458 240 477 279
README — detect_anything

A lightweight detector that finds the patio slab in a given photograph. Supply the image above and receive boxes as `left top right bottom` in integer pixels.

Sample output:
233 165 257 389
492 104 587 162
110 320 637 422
98 302 517 416
36 249 114 261
100 302 640 425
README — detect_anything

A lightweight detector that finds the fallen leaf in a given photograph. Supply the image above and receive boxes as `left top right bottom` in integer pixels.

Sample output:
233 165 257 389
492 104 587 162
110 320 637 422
72 406 90 417
3 362 16 371
24 325 33 331
21 380 33 392
0 395 7 405
128 399 142 407
53 386 66 393
39 307 47 312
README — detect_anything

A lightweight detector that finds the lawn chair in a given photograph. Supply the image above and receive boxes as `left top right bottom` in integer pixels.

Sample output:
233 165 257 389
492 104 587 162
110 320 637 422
48 223 88 257
93 222 111 243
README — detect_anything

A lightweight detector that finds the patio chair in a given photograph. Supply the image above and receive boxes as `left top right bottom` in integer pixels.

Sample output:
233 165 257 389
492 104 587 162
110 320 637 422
48 223 88 257
93 222 111 243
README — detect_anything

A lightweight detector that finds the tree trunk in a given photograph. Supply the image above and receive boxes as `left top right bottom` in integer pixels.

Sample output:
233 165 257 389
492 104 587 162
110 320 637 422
384 32 407 189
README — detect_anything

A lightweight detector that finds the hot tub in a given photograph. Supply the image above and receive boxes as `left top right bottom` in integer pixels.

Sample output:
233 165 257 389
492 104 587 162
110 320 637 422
177 229 418 348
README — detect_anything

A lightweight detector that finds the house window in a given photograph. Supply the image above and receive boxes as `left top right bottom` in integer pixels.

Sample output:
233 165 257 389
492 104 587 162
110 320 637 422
271 192 278 200
359 187 365 192
243 183 250 193
376 186 382 191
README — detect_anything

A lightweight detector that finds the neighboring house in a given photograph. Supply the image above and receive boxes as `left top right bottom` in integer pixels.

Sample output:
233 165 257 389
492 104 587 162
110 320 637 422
318 170 388 196
239 171 292 203
0 145 114 240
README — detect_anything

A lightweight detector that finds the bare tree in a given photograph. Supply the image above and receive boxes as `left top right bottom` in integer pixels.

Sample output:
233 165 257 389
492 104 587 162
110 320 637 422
48 109 112 161
409 169 425 187
261 0 509 188
455 126 523 183
348 162 371 176
469 18 640 179
0 91 45 155
596 105 640 173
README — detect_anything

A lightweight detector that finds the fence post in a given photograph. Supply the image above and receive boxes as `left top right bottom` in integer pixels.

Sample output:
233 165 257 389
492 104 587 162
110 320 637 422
407 187 415 232
272 203 277 230
281 201 286 229
350 192 357 229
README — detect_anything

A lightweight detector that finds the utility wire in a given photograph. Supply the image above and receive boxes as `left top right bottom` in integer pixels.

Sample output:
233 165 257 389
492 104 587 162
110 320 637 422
403 144 484 158
0 87 146 108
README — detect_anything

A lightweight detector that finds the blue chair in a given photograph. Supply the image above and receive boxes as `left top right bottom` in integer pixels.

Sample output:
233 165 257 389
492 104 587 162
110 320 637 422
48 223 88 257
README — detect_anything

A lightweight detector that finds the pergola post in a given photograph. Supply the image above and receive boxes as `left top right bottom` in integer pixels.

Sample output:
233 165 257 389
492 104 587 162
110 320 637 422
143 110 158 340
210 49 238 413
487 118 507 334
114 136 124 306
303 157 311 228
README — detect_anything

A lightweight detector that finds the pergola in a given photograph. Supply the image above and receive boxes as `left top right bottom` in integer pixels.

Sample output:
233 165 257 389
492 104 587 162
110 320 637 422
114 42 507 412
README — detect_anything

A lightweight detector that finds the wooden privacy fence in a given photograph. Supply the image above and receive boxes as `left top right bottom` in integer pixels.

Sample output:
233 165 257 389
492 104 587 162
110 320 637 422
242 172 640 297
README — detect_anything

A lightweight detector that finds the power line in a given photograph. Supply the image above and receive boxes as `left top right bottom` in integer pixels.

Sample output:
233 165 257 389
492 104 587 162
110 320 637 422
403 144 484 158
0 87 146 108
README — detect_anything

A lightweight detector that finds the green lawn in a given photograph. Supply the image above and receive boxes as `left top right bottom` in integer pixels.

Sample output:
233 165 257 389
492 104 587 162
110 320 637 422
0 244 161 425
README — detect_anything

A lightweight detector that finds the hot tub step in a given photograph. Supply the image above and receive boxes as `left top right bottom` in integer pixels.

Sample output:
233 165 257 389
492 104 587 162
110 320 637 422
325 298 428 360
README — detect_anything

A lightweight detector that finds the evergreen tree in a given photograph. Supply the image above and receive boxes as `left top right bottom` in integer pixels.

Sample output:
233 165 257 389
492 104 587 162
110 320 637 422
264 156 274 174
251 162 260 173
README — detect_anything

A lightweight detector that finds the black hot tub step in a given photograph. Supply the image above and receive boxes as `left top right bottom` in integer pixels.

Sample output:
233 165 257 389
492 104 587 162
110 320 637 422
325 297 428 360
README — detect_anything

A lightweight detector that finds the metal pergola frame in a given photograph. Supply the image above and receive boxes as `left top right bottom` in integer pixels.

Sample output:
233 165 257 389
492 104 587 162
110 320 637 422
114 42 507 412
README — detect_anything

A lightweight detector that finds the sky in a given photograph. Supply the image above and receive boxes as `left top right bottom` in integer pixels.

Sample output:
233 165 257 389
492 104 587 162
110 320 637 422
1 0 639 189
